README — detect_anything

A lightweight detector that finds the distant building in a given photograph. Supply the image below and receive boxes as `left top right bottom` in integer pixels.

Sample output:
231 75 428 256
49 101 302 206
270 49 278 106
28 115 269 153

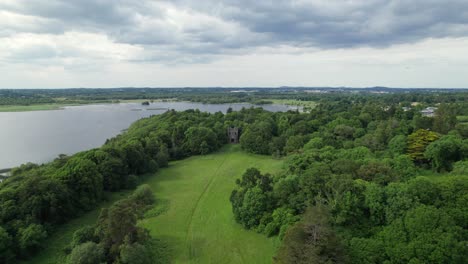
421 107 437 117
227 127 239 144
402 107 411 112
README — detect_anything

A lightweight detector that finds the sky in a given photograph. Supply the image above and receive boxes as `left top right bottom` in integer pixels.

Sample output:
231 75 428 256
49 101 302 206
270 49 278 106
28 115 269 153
1 0 468 88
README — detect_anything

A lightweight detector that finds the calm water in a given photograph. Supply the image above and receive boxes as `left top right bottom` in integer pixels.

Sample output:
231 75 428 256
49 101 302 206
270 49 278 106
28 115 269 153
0 102 298 169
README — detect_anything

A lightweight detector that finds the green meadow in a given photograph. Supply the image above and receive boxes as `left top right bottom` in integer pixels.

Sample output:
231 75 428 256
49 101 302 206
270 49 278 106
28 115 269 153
25 145 283 264
0 104 68 112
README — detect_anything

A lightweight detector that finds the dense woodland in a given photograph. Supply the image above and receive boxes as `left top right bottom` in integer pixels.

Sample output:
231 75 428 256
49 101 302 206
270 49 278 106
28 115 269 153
0 91 467 263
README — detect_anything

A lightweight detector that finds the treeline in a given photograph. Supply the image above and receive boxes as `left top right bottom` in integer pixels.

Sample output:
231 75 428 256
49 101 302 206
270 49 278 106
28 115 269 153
231 98 468 263
0 109 230 263
2 88 468 106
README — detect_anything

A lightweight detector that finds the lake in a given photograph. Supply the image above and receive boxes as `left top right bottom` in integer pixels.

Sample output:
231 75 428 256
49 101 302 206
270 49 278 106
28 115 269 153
0 102 298 169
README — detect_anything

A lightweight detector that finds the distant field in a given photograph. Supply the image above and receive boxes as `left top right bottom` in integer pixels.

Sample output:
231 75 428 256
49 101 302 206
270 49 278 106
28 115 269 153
270 99 317 111
0 104 68 112
0 99 178 112
457 115 468 123
25 145 283 264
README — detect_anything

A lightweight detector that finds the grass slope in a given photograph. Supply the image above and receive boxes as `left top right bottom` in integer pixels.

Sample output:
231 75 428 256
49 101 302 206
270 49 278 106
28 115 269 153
141 145 283 263
25 145 283 264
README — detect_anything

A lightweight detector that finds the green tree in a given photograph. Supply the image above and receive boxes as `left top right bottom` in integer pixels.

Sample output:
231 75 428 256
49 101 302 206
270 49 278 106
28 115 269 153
433 104 457 134
425 135 464 172
0 227 13 263
240 121 274 154
379 205 465 264
183 126 217 155
70 225 97 248
388 134 407 155
67 242 104 264
407 129 439 164
274 206 346 264
18 224 48 257
119 242 153 264
57 157 103 210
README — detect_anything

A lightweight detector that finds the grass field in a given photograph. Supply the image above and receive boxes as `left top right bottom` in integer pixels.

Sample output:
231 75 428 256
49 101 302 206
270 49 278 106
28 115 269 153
270 99 317 111
25 145 284 264
457 115 468 123
0 104 70 112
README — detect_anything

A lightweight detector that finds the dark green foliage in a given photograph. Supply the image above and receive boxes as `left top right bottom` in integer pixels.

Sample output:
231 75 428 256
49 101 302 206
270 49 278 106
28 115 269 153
230 168 275 230
57 157 103 210
388 134 407 155
240 121 274 154
67 186 156 263
67 242 104 264
183 126 218 154
433 104 458 134
425 135 465 172
70 225 98 248
378 205 465 263
451 160 468 175
119 241 153 264
274 206 346 264
0 226 14 263
18 224 48 257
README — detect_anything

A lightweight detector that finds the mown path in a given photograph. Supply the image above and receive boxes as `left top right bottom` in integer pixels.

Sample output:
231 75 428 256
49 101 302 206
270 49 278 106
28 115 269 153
141 145 283 263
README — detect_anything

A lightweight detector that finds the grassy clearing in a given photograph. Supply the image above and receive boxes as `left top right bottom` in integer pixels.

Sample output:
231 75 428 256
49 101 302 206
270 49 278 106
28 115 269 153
270 99 317 110
457 115 468 123
141 145 283 263
25 145 283 263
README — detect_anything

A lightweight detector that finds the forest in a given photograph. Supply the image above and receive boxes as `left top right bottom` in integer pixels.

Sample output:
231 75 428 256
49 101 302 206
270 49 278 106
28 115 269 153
0 91 467 263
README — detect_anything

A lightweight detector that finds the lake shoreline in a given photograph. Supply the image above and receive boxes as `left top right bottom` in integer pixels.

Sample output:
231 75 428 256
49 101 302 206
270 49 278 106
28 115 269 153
0 101 299 169
0 99 179 112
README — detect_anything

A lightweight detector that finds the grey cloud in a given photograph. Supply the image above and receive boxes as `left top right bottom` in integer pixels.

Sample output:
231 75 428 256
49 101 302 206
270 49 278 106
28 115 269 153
1 0 468 62
169 0 468 48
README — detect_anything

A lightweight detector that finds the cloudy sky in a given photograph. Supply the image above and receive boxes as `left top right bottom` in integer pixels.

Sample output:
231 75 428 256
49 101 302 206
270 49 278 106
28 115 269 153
1 0 468 88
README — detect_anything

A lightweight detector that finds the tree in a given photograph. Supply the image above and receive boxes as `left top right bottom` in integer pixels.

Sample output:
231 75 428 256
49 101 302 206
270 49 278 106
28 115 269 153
433 104 457 134
58 157 103 210
264 207 298 238
119 242 153 264
183 126 217 154
67 242 104 264
451 160 468 175
379 206 465 264
284 135 308 153
424 135 463 172
0 227 13 263
240 121 274 154
388 135 407 155
18 224 48 257
274 206 346 264
70 226 97 248
407 129 439 164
